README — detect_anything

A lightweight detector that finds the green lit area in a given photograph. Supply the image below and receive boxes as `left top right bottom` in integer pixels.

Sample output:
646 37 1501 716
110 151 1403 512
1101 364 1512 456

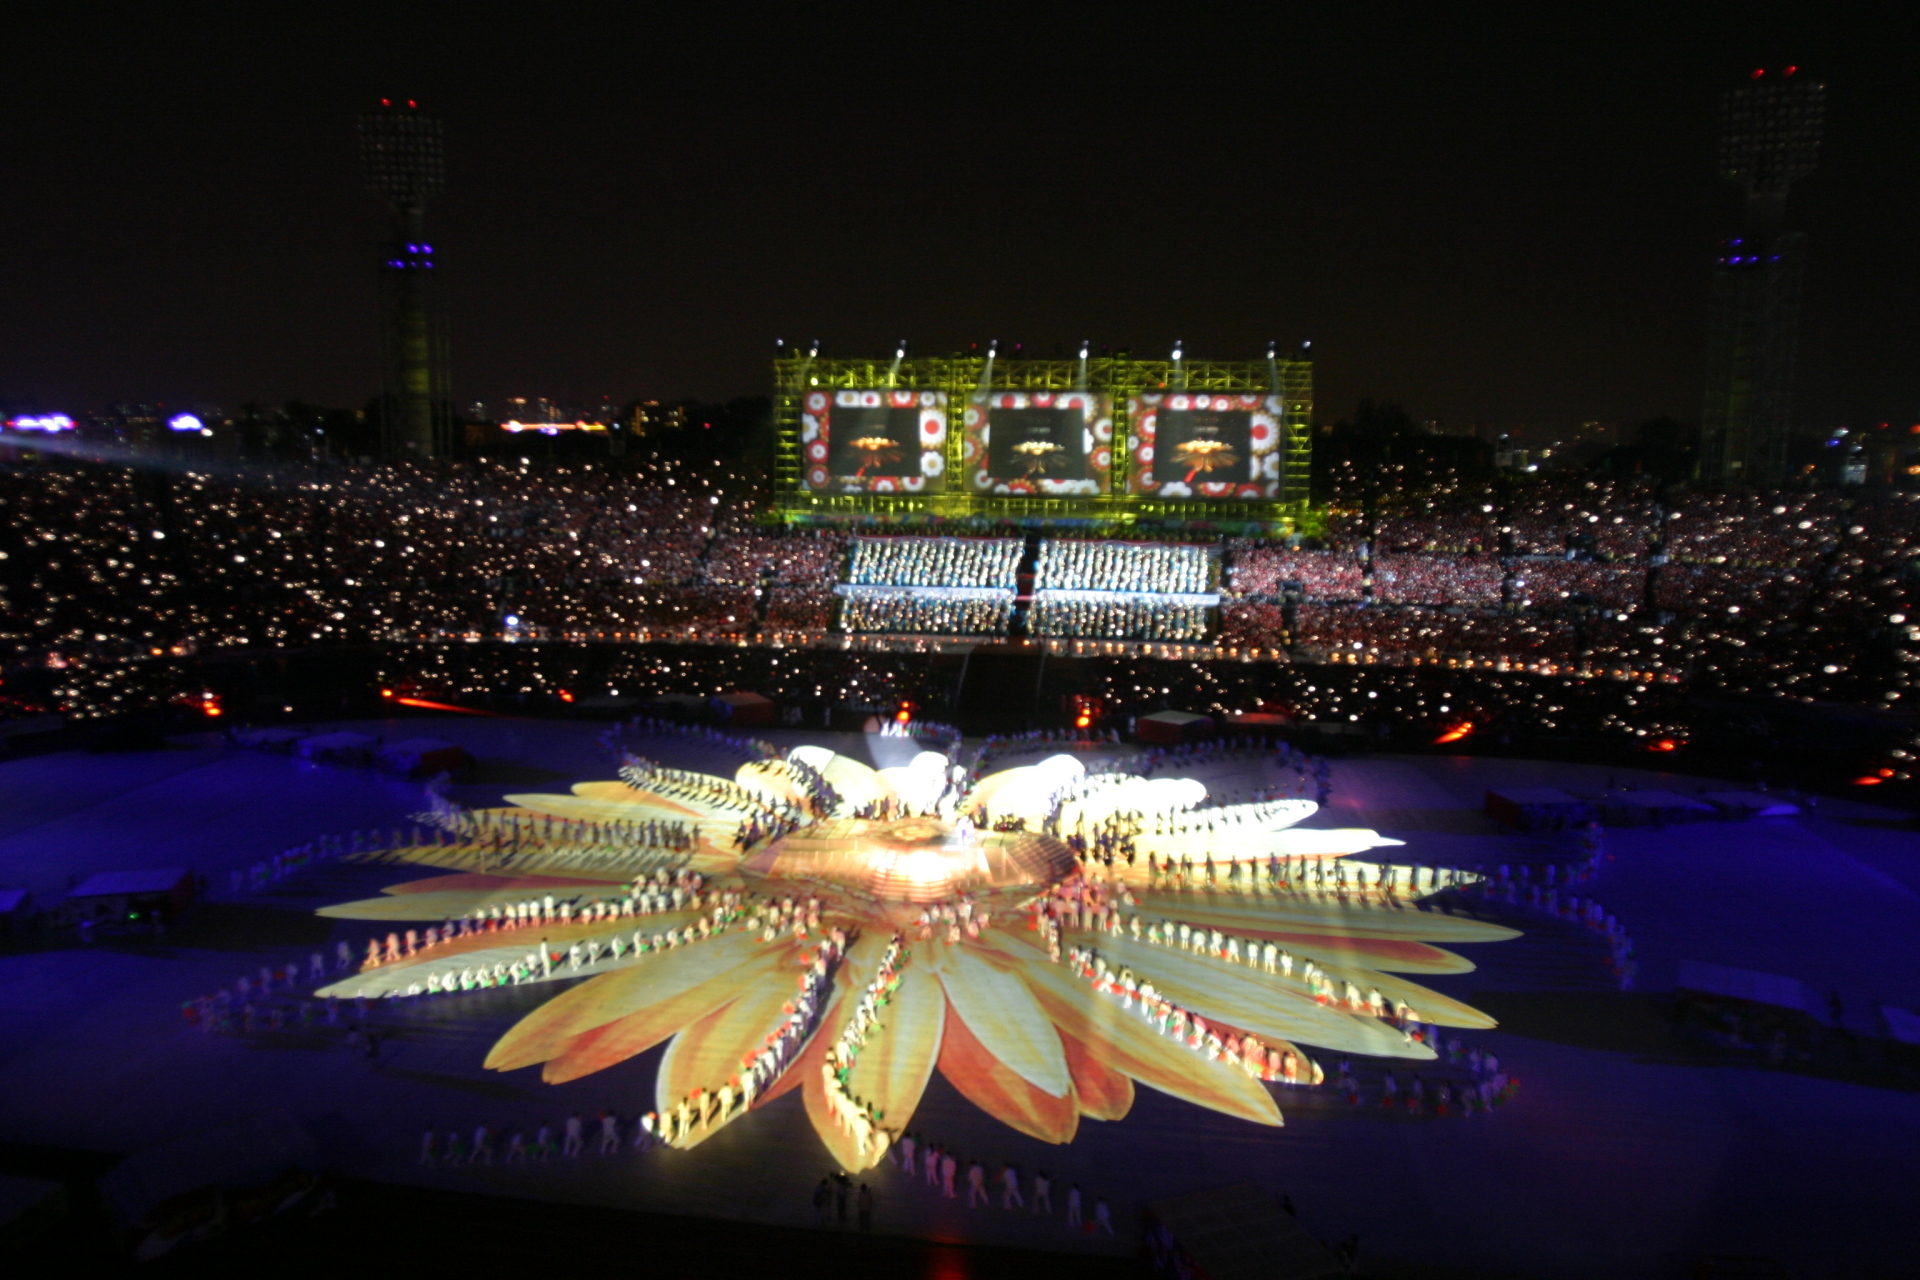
773 354 1312 533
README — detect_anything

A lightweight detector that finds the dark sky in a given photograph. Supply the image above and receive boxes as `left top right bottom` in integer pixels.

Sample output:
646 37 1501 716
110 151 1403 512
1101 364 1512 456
3 5 1913 434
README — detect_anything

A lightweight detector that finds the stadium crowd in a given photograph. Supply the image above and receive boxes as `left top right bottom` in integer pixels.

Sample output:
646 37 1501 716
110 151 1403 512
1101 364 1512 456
1028 595 1211 642
1225 545 1364 599
838 590 1014 636
703 529 842 587
845 537 1020 590
1370 554 1505 607
1036 540 1210 594
4 455 1919 723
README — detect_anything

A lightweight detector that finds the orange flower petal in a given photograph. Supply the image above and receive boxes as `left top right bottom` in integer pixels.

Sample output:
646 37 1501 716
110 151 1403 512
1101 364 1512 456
933 943 1071 1097
845 963 945 1134
751 933 891 1116
1059 1028 1134 1121
979 932 1281 1128
803 1055 879 1172
1095 933 1419 1058
486 931 775 1074
654 971 808 1148
340 911 700 985
936 1001 1079 1144
540 946 793 1084
753 990 838 1111
1316 963 1499 1030
795 933 894 1170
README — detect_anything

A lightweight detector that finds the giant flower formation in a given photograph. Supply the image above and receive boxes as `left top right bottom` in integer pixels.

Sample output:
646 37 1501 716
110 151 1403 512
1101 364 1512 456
316 746 1516 1171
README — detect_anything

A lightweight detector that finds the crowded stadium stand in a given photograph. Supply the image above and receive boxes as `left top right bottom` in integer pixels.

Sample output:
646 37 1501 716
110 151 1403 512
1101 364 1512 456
1027 540 1218 642
834 536 1020 635
1225 544 1365 600
1371 553 1505 606
845 537 1020 589
4 455 1920 728
1034 540 1212 594
1027 593 1211 641
838 588 1014 636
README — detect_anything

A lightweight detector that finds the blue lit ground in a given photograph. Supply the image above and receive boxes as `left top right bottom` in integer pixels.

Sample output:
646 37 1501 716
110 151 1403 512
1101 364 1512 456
1 718 1916 1277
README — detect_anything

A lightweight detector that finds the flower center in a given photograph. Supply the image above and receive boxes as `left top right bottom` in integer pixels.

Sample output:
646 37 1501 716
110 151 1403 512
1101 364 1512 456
748 817 1074 904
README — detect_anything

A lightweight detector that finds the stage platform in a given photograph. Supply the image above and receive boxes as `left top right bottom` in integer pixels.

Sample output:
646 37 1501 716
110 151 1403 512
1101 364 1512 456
1 720 1917 1276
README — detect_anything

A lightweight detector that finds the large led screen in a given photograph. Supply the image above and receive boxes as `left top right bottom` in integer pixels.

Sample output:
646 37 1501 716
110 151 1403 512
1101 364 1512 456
801 390 948 493
962 392 1112 496
1128 393 1285 499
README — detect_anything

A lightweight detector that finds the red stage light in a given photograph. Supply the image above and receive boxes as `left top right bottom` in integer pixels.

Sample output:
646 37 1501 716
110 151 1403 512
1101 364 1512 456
1853 776 1884 786
558 690 574 703
1432 722 1472 745
1075 713 1091 729
380 688 394 698
1751 68 1765 79
1649 738 1678 752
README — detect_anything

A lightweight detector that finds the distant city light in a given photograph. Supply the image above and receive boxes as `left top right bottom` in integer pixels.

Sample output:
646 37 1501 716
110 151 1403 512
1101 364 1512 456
5 414 74 433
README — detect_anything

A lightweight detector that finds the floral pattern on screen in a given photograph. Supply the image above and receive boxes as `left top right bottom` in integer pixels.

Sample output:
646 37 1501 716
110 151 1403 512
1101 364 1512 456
801 391 948 494
1129 393 1285 500
962 392 1112 496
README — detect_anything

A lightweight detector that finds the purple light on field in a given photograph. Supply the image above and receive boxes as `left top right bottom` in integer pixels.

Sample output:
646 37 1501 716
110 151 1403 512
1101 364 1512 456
168 413 203 433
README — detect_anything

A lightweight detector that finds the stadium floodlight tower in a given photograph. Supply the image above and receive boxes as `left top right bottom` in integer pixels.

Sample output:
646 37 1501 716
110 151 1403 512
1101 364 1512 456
1699 67 1825 488
358 100 448 459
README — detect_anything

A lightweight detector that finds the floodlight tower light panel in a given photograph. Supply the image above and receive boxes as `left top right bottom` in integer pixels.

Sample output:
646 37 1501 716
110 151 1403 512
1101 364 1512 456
1719 79 1825 195
359 108 445 200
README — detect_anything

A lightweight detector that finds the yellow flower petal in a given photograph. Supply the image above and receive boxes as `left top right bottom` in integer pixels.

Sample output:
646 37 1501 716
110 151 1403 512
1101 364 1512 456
798 933 893 1170
1136 898 1516 974
1149 895 1520 944
540 945 791 1084
935 1000 1079 1144
1315 963 1499 1030
1097 933 1430 1059
317 913 699 999
931 943 1071 1098
486 930 773 1073
978 932 1281 1128
733 759 810 809
655 970 808 1149
845 962 946 1134
318 889 558 922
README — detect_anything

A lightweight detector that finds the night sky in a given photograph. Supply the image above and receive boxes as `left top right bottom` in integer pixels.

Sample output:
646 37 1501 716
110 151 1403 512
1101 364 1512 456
4 5 1914 435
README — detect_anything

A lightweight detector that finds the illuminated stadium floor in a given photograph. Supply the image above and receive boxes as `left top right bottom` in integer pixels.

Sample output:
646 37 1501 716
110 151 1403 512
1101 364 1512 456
1 719 1916 1276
